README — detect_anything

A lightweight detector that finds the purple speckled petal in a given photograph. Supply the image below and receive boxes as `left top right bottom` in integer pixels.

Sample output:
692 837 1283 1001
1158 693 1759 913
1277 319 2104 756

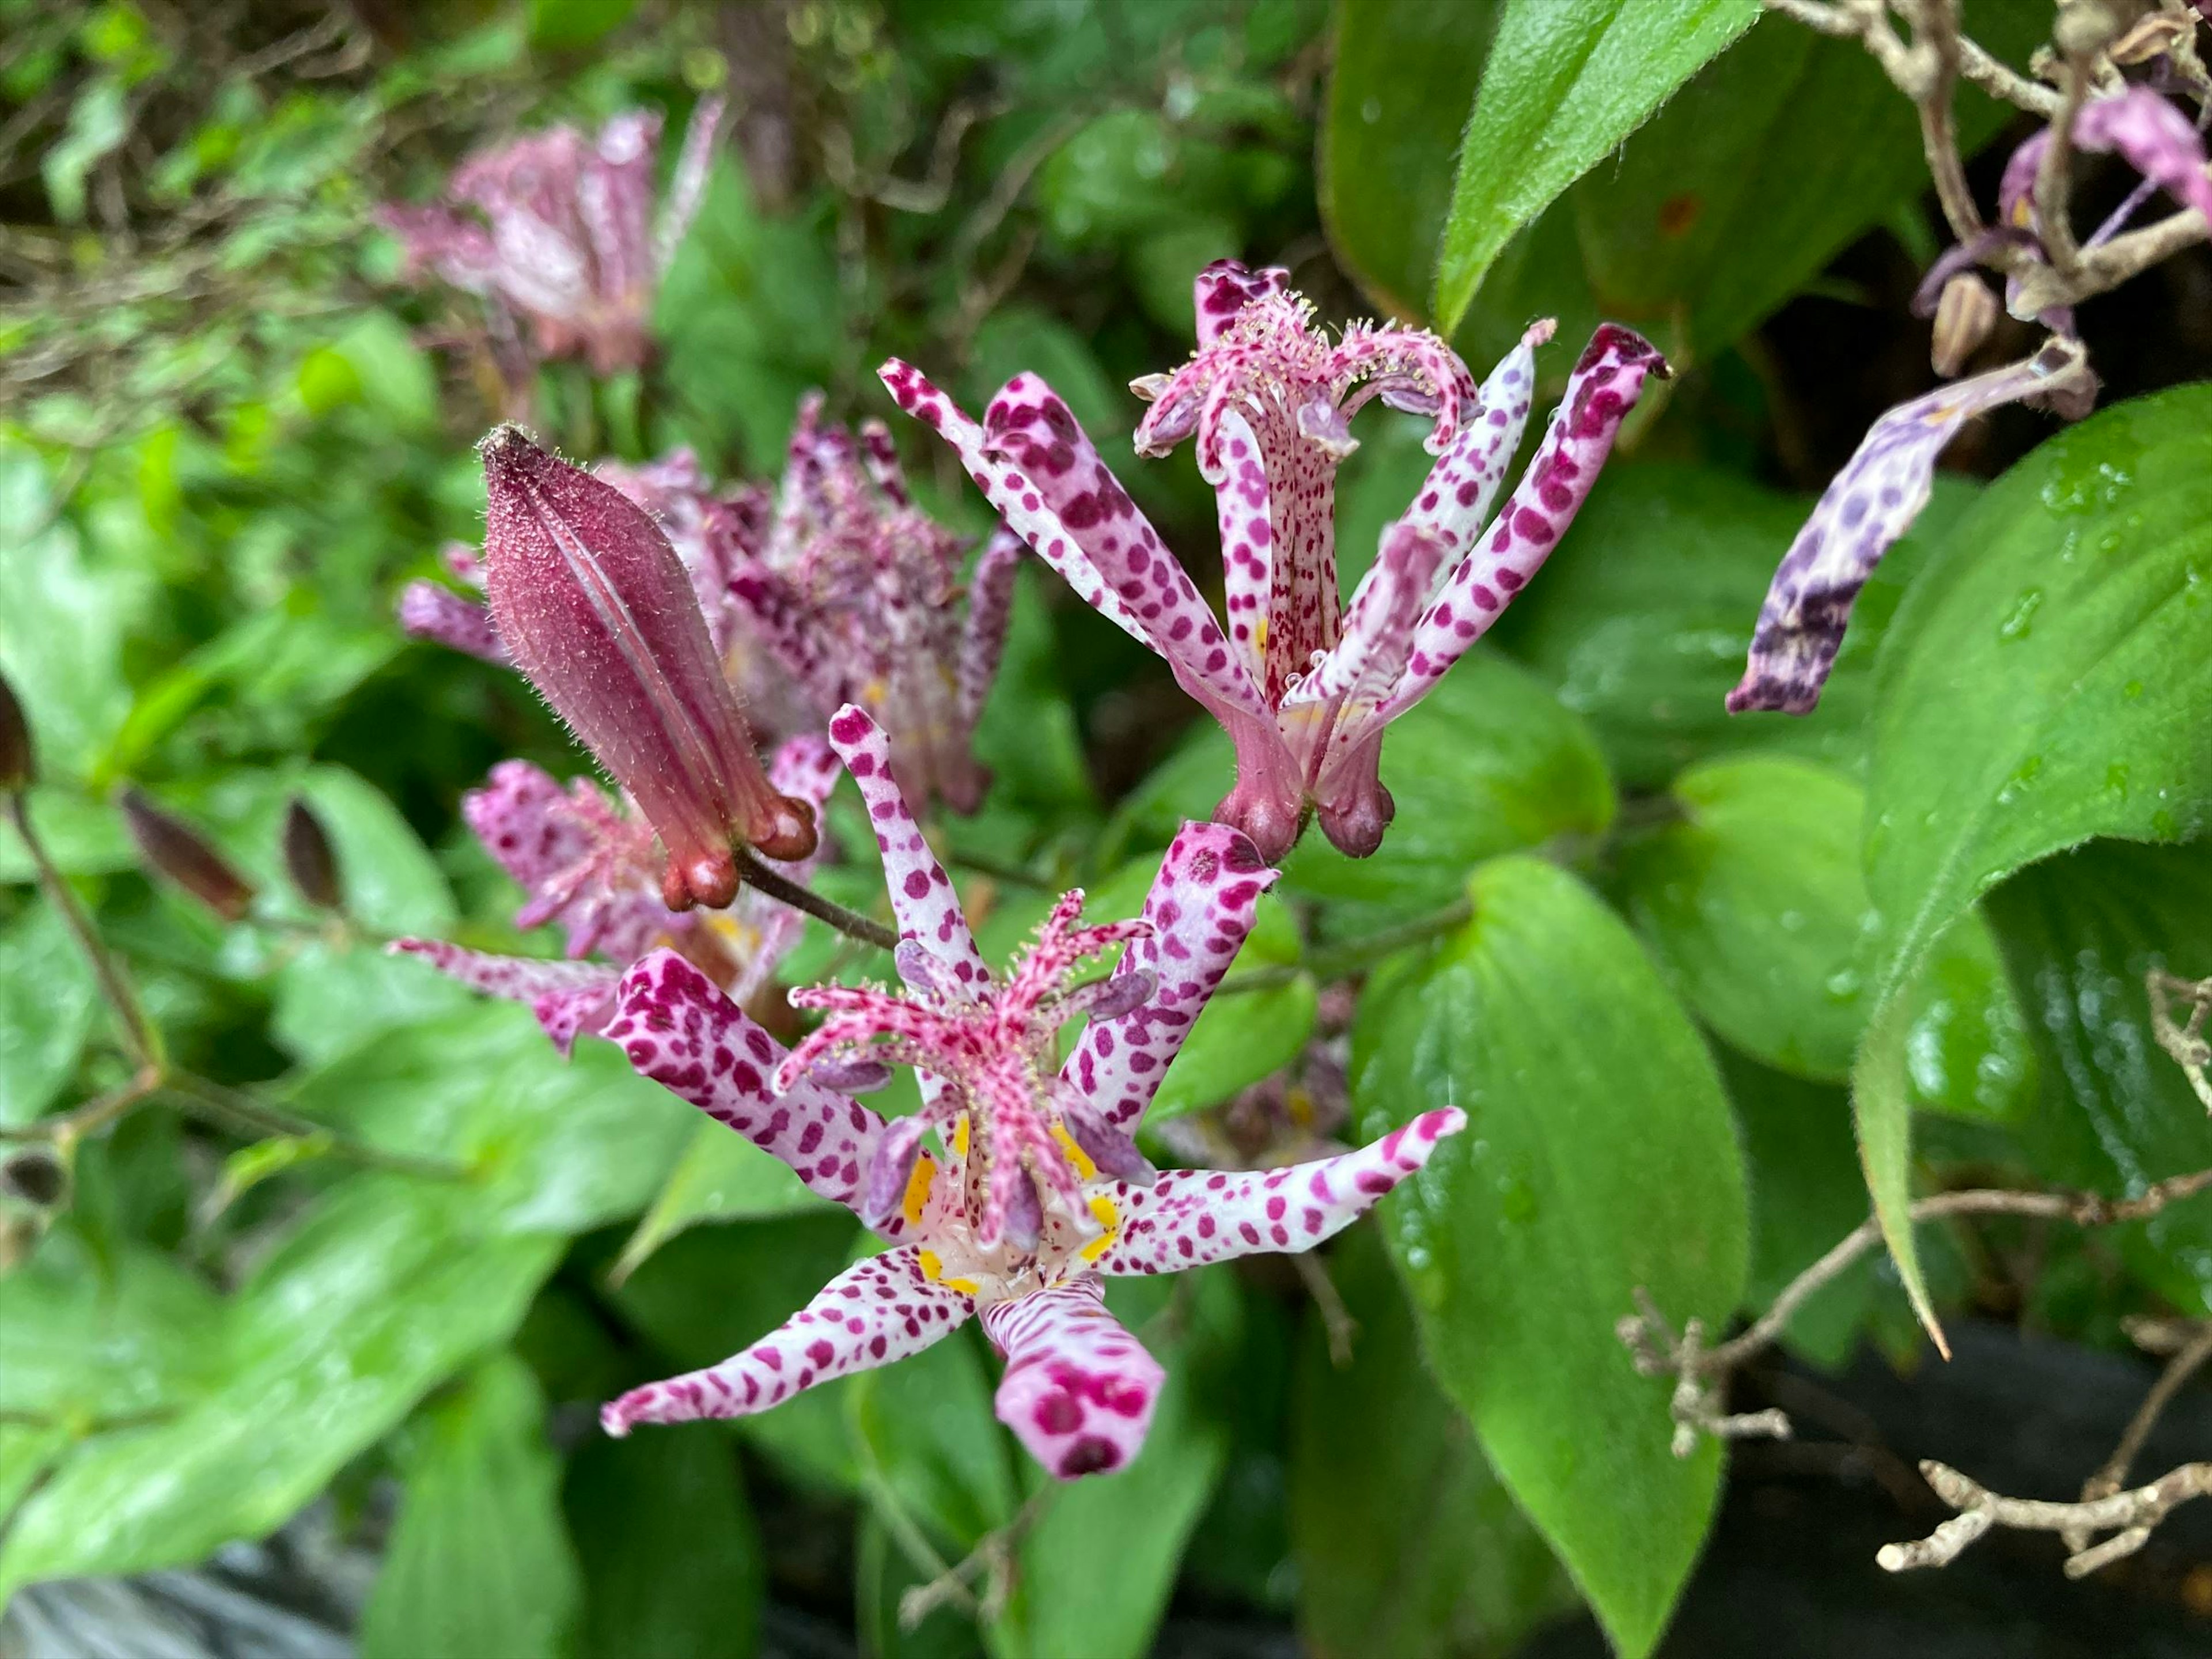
652 94 725 276
2000 89 2212 235
1377 324 1669 732
601 1245 972 1435
389 939 620 1056
980 1278 1164 1480
877 359 1267 728
397 581 505 664
956 525 1025 735
824 704 991 993
1093 1107 1465 1272
1061 822 1277 1134
608 950 891 1218
480 427 816 910
1729 336 2091 715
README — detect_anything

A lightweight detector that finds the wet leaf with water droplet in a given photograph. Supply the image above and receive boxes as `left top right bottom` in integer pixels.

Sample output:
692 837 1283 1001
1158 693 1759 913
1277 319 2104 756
1352 855 1746 1659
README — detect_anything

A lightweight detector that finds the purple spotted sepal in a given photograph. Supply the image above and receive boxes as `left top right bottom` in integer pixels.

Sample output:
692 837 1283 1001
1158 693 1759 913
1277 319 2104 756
1728 336 2092 716
479 426 816 911
880 260 1664 860
594 704 1465 1479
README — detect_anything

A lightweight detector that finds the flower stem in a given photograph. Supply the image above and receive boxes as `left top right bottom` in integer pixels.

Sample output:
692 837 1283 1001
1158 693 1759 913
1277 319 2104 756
7 790 161 1068
736 845 900 952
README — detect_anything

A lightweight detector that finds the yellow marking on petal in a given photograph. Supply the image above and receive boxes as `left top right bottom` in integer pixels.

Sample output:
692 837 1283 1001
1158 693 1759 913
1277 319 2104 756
902 1153 937 1227
1052 1124 1097 1181
952 1115 971 1159
1079 1194 1121 1263
915 1246 979 1296
1253 615 1269 654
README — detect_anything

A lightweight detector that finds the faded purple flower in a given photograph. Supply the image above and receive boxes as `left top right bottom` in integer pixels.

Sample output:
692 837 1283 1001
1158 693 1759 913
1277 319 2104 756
726 394 1022 813
381 99 722 375
1998 86 2212 243
1728 335 2093 715
880 262 1665 861
596 705 1463 1479
393 734 841 1054
479 426 817 910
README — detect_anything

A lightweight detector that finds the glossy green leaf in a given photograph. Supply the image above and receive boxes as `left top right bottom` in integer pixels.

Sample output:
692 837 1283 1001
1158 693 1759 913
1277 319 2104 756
1432 0 1757 335
613 1118 831 1282
359 1355 581 1659
1290 1226 1575 1659
851 1323 1019 1555
1858 386 2212 1338
857 1513 990 1659
565 1416 763 1659
1501 464 1979 790
0 1227 224 1422
1987 839 2212 1314
1614 755 1872 1080
0 1179 558 1593
1353 855 1747 1657
1283 651 1615 929
0 901 99 1127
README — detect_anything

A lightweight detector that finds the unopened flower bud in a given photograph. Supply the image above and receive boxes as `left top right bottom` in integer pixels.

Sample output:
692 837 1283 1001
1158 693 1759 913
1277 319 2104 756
1 1147 67 1209
1930 274 1999 378
282 796 344 911
0 668 32 791
478 426 817 911
118 787 256 921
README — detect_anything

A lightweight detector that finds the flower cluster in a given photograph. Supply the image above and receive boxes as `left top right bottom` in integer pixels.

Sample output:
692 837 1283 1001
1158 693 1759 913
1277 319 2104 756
381 99 722 376
881 260 1666 860
597 706 1463 1479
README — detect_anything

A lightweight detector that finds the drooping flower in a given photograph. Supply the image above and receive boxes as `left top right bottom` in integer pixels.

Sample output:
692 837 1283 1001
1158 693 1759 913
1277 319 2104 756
597 705 1463 1479
478 427 817 911
1997 87 2212 247
726 394 1024 813
393 734 840 1055
1728 335 2092 715
380 99 723 375
879 260 1665 861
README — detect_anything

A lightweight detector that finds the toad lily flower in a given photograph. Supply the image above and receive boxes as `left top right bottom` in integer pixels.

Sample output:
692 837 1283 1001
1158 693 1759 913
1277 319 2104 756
479 427 817 911
879 260 1665 861
380 99 722 375
598 705 1463 1479
726 394 1023 813
393 736 840 1055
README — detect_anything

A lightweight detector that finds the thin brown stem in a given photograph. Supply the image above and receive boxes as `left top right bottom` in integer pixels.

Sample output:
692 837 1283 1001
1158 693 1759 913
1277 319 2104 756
1293 1249 1359 1369
2033 56 2090 276
2069 1320 2212 1544
735 846 900 952
1881 1458 2212 1576
8 791 160 1067
0 1064 161 1147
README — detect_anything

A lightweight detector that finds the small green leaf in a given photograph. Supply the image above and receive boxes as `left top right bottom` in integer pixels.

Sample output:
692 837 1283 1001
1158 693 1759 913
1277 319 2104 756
1613 755 1873 1081
1283 652 1615 929
1986 839 2212 1313
359 1355 581 1659
1353 855 1747 1657
565 1416 764 1659
1433 0 1758 335
615 1118 831 1282
0 902 99 1127
1289 1226 1575 1659
1858 385 2212 1338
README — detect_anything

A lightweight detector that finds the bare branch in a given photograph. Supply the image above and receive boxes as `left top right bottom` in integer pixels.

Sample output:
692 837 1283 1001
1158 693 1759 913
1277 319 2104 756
1880 1459 2212 1576
2149 968 2212 1112
2063 1320 2212 1554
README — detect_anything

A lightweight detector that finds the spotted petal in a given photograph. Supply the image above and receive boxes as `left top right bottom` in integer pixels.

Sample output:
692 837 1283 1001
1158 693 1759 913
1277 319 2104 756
980 1278 1164 1480
1729 336 2091 715
1061 821 1278 1133
389 940 619 1056
1093 1108 1465 1274
957 525 1024 736
601 1245 971 1435
609 950 889 1217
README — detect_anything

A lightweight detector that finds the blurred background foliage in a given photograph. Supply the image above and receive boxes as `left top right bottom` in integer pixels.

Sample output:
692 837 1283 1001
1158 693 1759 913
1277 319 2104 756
2 1 2211 1656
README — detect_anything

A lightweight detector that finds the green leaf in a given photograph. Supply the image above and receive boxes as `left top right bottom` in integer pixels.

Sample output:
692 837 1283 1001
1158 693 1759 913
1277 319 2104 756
527 0 638 51
1352 855 1747 1657
614 1118 831 1282
851 1324 1020 1555
1986 839 2212 1313
1432 0 1758 335
1321 0 1503 321
857 1512 991 1659
1858 385 2212 1338
0 901 99 1127
1501 463 1979 790
359 1355 581 1659
565 1416 763 1659
0 1179 558 1593
1613 755 1873 1081
0 1226 225 1422
1283 651 1615 930
1289 1226 1575 1659
0 790 135 882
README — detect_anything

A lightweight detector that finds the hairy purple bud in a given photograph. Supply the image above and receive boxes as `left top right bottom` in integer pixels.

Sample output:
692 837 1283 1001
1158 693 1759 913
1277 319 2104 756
479 426 817 911
118 787 256 922
282 797 344 911
0 668 31 792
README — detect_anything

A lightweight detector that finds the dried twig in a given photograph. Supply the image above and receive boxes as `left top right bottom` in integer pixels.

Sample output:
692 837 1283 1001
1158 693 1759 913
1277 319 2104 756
2062 1319 2212 1553
2149 968 2212 1111
1880 1457 2212 1576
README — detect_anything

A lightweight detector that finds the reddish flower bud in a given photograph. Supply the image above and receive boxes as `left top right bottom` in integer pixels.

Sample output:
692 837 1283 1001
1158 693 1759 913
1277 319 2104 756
0 668 32 792
478 426 816 911
118 787 256 922
282 796 344 911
